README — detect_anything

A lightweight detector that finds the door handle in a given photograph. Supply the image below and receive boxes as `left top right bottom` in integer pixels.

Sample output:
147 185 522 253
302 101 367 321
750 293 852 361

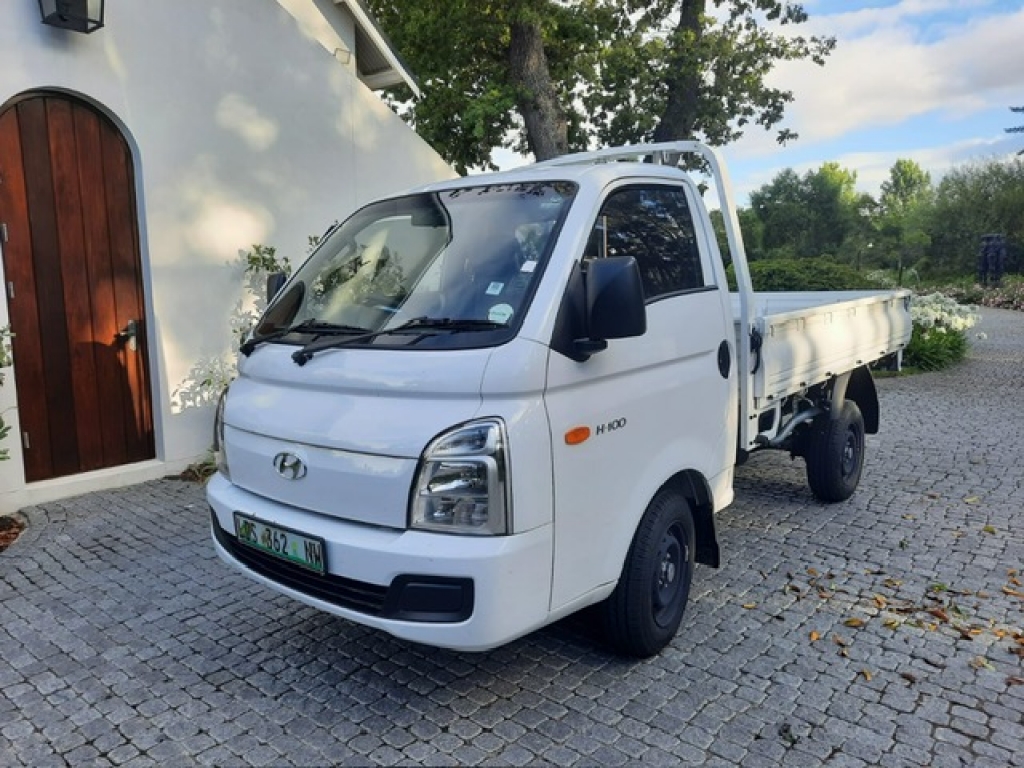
116 319 139 351
717 340 731 379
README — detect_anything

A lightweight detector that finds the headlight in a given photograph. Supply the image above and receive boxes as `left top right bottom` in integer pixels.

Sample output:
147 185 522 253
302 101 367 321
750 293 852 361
411 419 510 535
213 388 230 480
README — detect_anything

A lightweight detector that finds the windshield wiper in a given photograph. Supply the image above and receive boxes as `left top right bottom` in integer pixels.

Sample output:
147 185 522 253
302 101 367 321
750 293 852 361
240 319 369 357
291 316 508 366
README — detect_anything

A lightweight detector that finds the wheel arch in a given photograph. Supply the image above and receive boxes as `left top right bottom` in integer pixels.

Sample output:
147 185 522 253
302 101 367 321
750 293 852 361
836 365 879 434
664 470 719 568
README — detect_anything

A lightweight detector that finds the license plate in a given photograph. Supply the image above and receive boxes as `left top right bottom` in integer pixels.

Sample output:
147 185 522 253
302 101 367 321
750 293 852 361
233 513 326 575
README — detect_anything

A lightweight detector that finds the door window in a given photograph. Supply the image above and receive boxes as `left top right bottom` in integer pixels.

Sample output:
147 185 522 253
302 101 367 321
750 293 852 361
585 186 705 301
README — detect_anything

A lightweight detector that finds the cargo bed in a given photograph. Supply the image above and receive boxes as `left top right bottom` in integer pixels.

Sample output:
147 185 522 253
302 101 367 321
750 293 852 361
733 290 913 433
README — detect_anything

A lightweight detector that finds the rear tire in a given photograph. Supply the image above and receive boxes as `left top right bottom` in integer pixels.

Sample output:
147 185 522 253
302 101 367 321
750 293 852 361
805 400 865 502
601 489 695 658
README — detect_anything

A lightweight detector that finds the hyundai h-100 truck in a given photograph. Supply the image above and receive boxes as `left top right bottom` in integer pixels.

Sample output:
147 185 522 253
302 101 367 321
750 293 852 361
208 142 912 657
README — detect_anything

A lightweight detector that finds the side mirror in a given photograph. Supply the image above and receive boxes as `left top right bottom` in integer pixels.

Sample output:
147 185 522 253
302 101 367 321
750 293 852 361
575 256 646 357
266 272 288 303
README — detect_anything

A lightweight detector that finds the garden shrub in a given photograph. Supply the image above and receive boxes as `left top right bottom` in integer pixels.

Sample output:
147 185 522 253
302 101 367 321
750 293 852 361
727 258 878 291
903 293 979 371
932 275 1024 313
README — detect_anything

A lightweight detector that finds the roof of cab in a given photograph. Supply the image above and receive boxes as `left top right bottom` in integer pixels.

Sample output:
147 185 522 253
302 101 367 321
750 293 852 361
407 160 690 196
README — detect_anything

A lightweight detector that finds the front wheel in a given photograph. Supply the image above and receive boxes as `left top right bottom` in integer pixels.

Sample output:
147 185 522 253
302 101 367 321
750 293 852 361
805 400 865 502
601 489 695 658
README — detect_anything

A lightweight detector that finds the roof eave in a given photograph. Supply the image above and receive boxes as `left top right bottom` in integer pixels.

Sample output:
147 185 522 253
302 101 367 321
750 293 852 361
334 0 421 99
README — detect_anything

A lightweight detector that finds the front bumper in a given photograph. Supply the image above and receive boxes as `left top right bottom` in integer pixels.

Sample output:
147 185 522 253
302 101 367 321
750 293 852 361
207 473 554 651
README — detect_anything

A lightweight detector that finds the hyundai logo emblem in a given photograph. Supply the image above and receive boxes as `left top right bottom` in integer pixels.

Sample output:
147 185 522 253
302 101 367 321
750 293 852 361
273 452 307 480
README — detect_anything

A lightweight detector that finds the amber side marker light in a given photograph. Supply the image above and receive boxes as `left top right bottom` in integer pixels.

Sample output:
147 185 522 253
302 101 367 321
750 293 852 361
564 426 591 446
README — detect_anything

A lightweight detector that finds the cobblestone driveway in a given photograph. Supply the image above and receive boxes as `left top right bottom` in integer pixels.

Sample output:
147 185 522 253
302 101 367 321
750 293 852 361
2 309 1022 767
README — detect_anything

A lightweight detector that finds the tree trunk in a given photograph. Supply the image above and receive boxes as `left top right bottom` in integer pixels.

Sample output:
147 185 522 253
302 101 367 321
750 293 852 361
652 0 705 143
508 19 568 160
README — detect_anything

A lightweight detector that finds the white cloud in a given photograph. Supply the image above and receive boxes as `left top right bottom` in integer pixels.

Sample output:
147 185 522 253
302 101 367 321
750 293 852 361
722 1 1024 202
766 6 1024 144
836 133 1021 192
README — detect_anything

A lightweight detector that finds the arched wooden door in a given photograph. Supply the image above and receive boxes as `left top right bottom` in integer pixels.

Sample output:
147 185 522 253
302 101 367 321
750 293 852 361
0 93 154 482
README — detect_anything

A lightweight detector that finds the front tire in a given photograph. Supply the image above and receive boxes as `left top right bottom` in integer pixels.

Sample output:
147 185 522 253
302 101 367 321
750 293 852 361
805 400 865 502
601 489 695 658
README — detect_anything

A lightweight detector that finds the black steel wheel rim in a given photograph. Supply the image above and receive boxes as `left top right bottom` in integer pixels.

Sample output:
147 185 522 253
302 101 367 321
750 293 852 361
841 427 860 478
652 522 687 627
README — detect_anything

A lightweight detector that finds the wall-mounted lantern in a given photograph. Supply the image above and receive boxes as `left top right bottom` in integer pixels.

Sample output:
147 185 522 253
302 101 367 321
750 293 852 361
38 0 104 34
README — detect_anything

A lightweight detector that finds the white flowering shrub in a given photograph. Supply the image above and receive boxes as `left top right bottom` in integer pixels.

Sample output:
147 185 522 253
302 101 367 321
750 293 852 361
905 293 980 371
0 325 11 382
0 325 12 460
910 292 980 332
865 268 920 289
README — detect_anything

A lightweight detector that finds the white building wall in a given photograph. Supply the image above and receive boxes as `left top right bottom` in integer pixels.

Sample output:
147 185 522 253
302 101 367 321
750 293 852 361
0 0 455 512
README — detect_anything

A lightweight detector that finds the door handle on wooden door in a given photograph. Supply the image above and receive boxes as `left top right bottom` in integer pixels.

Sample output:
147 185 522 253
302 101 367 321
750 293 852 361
116 319 139 351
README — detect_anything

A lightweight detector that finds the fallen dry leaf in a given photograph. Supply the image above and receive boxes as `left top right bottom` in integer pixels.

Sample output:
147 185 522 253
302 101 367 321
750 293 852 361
883 618 901 629
742 602 757 609
970 656 995 671
900 672 918 684
809 631 821 642
884 578 903 589
1010 577 1022 587
838 649 849 658
833 635 850 647
807 567 819 577
844 618 866 628
964 496 981 505
1007 676 1024 686
927 608 950 623
874 595 888 609
902 514 916 521
1009 569 1019 578
861 669 873 681
983 525 997 535
925 492 941 499
1002 587 1024 599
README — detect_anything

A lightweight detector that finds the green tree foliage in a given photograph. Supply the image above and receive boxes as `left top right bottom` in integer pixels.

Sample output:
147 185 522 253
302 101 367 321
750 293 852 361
739 156 1023 281
880 159 932 213
365 0 835 172
876 159 932 275
926 158 1024 275
747 162 860 259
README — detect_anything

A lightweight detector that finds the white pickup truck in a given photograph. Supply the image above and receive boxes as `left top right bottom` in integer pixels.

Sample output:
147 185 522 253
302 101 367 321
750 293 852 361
208 142 912 657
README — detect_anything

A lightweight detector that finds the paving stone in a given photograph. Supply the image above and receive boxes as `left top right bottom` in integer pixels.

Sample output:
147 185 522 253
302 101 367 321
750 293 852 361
1 308 1023 767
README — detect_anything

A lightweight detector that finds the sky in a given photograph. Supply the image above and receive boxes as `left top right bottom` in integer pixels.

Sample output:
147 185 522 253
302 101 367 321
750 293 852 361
492 0 1024 205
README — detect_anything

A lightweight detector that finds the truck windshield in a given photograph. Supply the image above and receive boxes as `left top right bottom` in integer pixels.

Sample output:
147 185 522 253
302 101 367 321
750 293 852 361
253 181 577 349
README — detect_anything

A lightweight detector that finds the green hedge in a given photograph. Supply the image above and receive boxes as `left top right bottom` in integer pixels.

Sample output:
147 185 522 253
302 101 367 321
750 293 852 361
727 258 878 292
